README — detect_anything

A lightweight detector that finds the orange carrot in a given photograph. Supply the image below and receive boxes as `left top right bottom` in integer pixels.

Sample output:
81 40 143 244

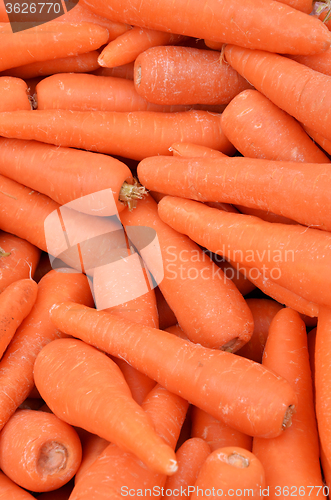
275 0 312 12
137 155 331 230
216 260 256 297
0 409 82 492
190 447 265 499
302 124 331 156
34 338 177 475
253 308 324 498
220 89 330 163
75 434 109 484
0 279 38 360
0 109 231 160
289 47 331 76
50 301 297 438
80 0 330 54
224 44 331 143
0 76 32 111
92 62 134 79
170 142 233 158
134 46 252 105
0 269 93 430
98 26 184 67
191 407 253 452
120 194 254 351
0 471 35 499
235 205 296 225
157 196 331 309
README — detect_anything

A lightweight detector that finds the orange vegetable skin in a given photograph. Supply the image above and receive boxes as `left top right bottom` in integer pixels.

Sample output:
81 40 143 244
0 76 32 111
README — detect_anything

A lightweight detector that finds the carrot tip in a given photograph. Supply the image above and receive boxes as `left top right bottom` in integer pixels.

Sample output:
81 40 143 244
282 404 296 430
167 459 178 475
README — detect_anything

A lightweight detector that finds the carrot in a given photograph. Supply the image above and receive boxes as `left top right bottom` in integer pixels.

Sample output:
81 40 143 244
69 384 188 500
190 446 265 499
224 44 331 144
0 137 135 215
98 26 184 68
191 407 253 452
288 47 331 76
157 196 331 309
275 0 312 12
0 76 32 110
92 62 134 79
220 89 330 163
75 434 109 484
164 438 211 500
0 109 231 161
0 279 38 360
155 287 177 330
120 194 254 351
50 301 297 438
235 205 296 225
236 299 284 363
253 308 324 498
302 124 331 156
170 142 233 158
216 260 256 297
80 0 330 54
0 269 93 430
134 46 252 105
0 231 40 292
137 155 331 230
0 409 82 492
0 471 35 500
165 323 188 340
33 337 177 476
204 39 224 51
0 22 109 73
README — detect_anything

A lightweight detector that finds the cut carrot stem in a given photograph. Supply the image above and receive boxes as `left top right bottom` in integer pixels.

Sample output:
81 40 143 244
0 109 232 160
0 471 35 499
50 301 298 438
253 308 324 498
0 76 32 111
0 409 82 492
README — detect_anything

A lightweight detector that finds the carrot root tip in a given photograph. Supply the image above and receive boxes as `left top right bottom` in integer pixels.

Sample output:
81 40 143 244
282 404 296 430
119 179 148 210
221 337 240 353
37 441 68 477
167 459 178 475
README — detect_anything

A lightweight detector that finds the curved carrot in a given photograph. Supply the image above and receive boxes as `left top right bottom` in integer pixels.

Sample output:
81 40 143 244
0 76 31 111
224 44 331 144
191 407 253 452
34 338 177 476
80 0 330 54
190 446 265 499
50 301 297 438
0 279 38 360
157 196 331 309
93 62 134 79
98 26 184 67
134 46 252 105
0 409 82 492
137 155 331 231
253 308 324 498
75 434 109 484
0 270 93 430
0 109 231 161
0 471 35 499
220 89 330 163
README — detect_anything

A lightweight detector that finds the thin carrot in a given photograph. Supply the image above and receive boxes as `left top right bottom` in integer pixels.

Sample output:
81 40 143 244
137 155 331 230
34 337 177 476
0 409 82 492
0 76 32 111
120 194 254 351
0 269 93 430
98 26 184 68
75 434 109 484
220 89 330 163
204 39 224 51
288 47 331 76
253 308 324 498
302 124 331 156
0 278 38 360
170 142 233 158
157 196 331 309
134 46 252 105
80 0 330 54
191 407 253 452
224 44 331 143
50 301 297 438
0 109 231 161
190 446 265 499
92 62 134 79
0 471 35 500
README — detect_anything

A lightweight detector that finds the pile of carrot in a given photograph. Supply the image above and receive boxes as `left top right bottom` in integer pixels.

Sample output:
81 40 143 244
0 0 330 498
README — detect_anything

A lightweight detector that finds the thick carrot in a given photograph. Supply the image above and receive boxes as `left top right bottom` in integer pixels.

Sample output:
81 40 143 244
191 407 253 452
157 196 331 309
0 109 231 161
0 409 82 492
224 44 331 143
190 447 265 499
137 155 331 230
0 22 109 73
75 434 109 484
120 194 254 351
253 308 324 498
0 471 35 500
0 279 38 360
220 89 330 163
134 46 252 105
50 301 297 438
0 76 32 110
0 138 134 215
98 26 184 67
80 0 330 54
0 269 93 430
93 62 134 79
